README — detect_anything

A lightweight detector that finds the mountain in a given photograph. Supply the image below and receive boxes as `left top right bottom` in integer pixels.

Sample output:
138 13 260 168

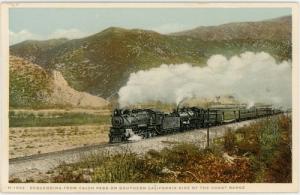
9 55 109 108
10 38 69 62
10 16 292 99
171 16 291 41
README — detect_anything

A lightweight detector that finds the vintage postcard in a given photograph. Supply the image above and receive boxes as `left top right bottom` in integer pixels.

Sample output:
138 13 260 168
0 2 299 193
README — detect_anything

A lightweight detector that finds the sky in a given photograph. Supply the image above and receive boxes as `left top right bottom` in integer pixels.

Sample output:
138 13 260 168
9 8 291 45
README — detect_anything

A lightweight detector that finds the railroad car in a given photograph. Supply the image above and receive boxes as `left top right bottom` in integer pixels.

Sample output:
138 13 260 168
205 109 224 126
237 108 257 121
109 105 282 143
256 107 273 117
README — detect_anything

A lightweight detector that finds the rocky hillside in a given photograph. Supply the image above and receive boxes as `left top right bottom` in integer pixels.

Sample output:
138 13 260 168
10 16 292 99
9 56 109 108
49 71 109 108
171 16 291 41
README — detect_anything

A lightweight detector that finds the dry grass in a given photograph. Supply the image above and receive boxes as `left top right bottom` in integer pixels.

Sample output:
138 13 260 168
9 125 110 158
9 111 110 127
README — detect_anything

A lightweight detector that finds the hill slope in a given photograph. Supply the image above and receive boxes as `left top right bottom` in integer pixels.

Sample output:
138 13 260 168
9 55 109 108
10 38 69 62
10 16 292 99
171 16 291 41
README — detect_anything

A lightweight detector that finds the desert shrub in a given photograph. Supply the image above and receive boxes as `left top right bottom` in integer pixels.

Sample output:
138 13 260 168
92 153 141 183
159 143 200 168
264 116 292 183
278 115 291 131
265 141 292 183
52 151 142 183
223 128 236 152
169 150 255 183
237 141 260 156
9 178 23 183
146 149 162 159
258 118 281 163
207 141 223 156
234 116 292 182
234 123 260 155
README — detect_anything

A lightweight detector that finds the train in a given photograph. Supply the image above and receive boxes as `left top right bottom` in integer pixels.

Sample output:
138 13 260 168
108 106 283 143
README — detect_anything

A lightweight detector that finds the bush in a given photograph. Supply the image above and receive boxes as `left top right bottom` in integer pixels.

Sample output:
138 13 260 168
223 128 236 152
159 143 200 168
93 153 141 183
264 116 292 182
265 142 292 182
50 142 255 183
233 116 292 182
258 118 281 163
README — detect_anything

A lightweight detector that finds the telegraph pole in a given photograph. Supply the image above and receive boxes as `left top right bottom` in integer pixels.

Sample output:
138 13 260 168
207 109 210 148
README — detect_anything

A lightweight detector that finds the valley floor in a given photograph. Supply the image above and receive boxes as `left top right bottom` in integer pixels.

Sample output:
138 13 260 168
9 108 111 158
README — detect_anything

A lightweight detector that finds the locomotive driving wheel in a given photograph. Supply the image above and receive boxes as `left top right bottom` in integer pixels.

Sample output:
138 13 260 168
155 126 163 135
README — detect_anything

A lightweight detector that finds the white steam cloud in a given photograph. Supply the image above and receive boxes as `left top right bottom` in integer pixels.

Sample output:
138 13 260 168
118 52 292 108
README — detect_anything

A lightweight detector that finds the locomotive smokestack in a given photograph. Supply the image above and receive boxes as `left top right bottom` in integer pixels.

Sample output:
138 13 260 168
177 98 187 112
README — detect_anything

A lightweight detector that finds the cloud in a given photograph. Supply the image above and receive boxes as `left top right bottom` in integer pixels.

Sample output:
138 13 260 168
9 30 42 45
10 28 90 45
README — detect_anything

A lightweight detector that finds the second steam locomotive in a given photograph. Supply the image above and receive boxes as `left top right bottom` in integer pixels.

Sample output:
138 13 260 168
109 106 282 143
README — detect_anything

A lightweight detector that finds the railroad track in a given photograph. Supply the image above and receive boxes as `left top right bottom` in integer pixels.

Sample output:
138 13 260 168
9 115 273 164
9 128 197 164
9 120 239 164
9 142 115 164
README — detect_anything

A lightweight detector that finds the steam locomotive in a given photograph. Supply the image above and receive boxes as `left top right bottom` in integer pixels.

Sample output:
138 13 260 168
109 106 282 143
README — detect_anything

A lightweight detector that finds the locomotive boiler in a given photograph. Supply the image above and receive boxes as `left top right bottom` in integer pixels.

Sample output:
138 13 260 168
109 108 181 143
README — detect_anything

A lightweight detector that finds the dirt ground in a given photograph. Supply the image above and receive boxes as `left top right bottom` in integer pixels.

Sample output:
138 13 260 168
9 124 110 159
10 108 111 116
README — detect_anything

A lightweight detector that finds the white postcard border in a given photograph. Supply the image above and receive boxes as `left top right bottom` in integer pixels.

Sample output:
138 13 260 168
0 2 299 193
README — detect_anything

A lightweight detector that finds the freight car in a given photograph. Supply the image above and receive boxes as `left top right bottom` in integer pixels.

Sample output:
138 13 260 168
109 106 282 143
